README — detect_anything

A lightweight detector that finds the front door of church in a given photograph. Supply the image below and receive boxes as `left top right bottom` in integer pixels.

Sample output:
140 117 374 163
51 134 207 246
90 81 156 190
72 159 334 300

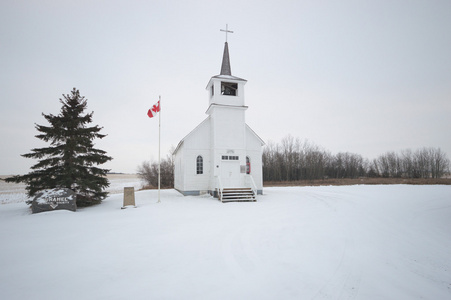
220 157 241 187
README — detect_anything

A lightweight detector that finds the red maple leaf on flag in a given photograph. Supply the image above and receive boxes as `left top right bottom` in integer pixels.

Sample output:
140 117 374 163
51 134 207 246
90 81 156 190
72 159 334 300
152 101 160 113
147 101 160 118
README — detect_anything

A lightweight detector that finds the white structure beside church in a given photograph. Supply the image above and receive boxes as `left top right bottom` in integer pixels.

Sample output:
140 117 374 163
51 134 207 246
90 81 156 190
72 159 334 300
173 41 264 200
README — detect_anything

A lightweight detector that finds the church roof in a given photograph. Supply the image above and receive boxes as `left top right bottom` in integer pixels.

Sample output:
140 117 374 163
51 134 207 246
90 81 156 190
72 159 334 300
210 74 247 82
173 117 265 155
173 117 211 155
246 124 266 146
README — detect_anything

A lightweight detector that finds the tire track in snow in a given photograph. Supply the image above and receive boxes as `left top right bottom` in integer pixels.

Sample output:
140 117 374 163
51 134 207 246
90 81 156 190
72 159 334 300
308 190 363 300
303 189 347 212
221 225 257 278
312 239 362 300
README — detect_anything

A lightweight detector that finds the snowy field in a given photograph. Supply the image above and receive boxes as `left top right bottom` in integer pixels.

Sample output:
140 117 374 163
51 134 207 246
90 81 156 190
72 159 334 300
0 185 450 299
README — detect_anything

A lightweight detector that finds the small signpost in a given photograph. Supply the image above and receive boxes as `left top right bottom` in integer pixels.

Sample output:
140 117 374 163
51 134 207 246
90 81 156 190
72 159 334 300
31 188 76 214
122 187 136 209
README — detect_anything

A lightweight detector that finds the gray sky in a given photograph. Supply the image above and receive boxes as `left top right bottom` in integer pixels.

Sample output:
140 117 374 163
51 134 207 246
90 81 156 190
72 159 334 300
1 0 450 175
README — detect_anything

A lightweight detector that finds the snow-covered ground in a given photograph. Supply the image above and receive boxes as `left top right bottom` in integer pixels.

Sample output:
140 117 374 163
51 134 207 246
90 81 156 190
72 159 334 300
0 185 450 299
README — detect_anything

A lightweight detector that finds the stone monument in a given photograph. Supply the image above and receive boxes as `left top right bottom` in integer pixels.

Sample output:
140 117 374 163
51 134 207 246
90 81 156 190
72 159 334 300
122 187 136 209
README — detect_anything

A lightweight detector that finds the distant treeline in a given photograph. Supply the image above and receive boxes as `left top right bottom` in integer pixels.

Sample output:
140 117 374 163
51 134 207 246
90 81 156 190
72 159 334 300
263 135 450 182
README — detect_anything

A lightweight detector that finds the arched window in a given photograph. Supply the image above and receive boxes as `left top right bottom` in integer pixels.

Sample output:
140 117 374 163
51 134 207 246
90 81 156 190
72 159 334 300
246 156 251 174
196 155 203 174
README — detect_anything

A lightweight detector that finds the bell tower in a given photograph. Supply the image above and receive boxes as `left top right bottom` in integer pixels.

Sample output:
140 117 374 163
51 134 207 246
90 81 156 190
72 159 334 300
205 41 247 109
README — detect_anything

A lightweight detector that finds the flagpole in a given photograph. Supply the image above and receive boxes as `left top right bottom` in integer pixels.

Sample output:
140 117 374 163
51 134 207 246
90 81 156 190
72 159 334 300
157 95 161 203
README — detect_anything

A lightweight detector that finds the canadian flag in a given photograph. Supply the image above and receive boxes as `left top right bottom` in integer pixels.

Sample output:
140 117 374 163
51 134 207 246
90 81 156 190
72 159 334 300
147 101 160 118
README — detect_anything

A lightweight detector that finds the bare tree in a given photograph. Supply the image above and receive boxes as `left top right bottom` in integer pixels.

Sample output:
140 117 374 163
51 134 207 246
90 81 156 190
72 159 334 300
263 140 283 181
137 154 174 188
401 149 414 178
429 148 450 178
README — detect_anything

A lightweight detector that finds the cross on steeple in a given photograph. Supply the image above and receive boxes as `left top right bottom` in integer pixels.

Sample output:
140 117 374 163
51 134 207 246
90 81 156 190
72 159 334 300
220 24 233 42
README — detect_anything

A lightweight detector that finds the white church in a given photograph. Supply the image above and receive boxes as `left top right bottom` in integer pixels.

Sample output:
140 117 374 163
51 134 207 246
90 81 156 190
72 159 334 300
173 38 264 202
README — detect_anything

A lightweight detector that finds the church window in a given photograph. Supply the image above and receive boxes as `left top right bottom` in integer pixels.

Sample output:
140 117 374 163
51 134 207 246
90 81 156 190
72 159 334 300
211 85 214 96
223 155 239 160
196 155 203 174
246 156 251 174
221 82 237 96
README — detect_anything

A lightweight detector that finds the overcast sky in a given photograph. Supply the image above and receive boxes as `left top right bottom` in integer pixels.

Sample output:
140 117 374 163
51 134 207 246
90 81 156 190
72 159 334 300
1 0 450 175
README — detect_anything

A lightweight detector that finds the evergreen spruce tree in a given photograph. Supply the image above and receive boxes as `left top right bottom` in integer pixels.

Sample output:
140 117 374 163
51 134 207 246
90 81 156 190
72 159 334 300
5 88 112 206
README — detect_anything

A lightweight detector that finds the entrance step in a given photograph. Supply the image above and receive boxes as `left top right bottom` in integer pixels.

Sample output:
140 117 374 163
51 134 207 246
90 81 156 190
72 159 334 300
220 188 256 203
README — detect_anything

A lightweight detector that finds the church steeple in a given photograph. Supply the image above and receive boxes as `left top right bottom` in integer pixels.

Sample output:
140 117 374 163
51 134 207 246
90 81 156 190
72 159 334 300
220 42 232 76
206 25 247 109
